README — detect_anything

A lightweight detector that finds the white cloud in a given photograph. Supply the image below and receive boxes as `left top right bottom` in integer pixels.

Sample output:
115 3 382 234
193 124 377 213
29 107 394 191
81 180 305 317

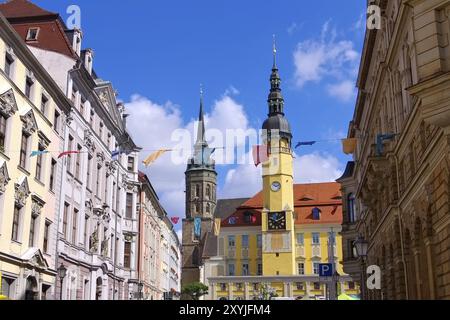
293 21 359 101
327 80 356 102
126 92 251 216
176 228 183 242
220 151 343 199
287 22 298 35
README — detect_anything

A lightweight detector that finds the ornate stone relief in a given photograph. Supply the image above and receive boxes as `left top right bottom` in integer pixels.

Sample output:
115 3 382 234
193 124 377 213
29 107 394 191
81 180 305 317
105 161 116 177
20 110 38 136
0 89 18 117
84 130 96 154
15 177 30 208
121 174 138 192
0 161 10 195
97 151 105 166
31 196 45 218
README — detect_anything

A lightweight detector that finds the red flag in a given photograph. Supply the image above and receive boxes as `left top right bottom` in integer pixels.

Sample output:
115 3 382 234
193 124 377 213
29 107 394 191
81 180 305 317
58 151 80 159
171 217 180 225
252 145 269 167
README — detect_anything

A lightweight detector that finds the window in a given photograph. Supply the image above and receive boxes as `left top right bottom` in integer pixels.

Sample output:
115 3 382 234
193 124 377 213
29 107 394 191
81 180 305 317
228 235 235 247
4 54 14 78
107 133 111 149
0 114 7 151
29 213 37 247
63 203 69 239
228 264 235 276
257 264 263 276
84 215 89 248
26 27 39 41
298 263 305 275
67 135 74 173
35 143 44 182
19 132 29 169
43 221 50 253
80 97 86 117
348 282 355 290
312 232 320 245
313 262 320 275
71 87 78 105
112 182 116 211
96 164 101 196
220 283 227 291
296 283 304 290
72 209 78 244
206 185 211 199
313 282 321 290
241 235 249 248
257 234 262 248
296 233 304 246
127 157 134 171
347 194 356 223
86 155 92 190
90 111 95 128
49 159 57 191
53 110 60 133
195 184 200 197
75 144 82 179
40 94 48 115
312 207 321 220
124 241 131 268
126 193 133 219
242 264 249 276
1 277 15 298
11 205 21 241
104 171 108 200
25 76 34 100
99 122 103 139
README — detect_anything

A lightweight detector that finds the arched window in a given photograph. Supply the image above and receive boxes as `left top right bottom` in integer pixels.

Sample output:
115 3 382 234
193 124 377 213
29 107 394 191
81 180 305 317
347 194 356 223
195 184 200 197
206 204 211 214
206 185 211 199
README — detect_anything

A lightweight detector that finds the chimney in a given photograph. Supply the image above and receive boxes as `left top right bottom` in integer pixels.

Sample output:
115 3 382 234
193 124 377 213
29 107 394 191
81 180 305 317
72 28 83 56
84 49 94 75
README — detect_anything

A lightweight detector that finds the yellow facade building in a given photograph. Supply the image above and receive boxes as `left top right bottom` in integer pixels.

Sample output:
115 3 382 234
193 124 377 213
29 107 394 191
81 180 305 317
201 51 359 300
0 13 71 300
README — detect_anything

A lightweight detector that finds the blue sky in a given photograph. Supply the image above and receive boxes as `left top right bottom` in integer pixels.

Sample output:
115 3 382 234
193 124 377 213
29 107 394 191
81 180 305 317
33 0 366 223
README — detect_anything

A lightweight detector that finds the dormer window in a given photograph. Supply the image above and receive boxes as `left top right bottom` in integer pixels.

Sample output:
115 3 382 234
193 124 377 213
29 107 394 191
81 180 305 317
312 207 321 220
26 28 40 41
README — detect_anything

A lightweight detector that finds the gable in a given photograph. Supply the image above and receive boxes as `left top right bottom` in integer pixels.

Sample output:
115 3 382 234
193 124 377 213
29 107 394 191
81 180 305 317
94 83 124 131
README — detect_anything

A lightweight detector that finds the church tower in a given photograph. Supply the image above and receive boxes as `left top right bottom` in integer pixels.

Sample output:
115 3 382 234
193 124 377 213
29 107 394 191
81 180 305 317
181 90 217 287
261 41 296 276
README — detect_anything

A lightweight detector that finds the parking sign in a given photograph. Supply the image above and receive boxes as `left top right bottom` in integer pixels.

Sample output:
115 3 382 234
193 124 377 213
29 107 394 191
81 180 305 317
319 264 333 277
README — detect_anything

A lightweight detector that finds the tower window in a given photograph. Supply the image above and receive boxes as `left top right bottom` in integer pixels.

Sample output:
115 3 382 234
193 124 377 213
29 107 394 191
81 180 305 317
26 28 40 41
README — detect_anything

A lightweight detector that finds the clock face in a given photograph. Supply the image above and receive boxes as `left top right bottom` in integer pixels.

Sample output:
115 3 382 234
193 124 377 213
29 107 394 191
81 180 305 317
268 212 286 231
271 182 281 192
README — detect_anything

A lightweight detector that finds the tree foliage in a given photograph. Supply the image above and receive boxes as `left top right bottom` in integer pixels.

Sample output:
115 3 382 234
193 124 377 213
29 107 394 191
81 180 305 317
182 282 209 300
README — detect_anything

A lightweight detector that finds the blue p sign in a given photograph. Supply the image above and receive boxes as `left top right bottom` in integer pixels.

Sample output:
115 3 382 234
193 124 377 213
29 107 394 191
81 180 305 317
319 264 333 277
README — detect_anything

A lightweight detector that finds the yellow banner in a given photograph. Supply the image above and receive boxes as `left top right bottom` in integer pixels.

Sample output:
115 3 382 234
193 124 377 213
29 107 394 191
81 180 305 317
142 149 170 167
342 138 357 155
214 218 221 236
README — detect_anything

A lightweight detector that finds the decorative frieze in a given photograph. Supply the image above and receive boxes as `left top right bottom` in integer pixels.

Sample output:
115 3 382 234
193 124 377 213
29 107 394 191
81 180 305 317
0 161 10 195
20 110 38 136
15 177 30 208
0 89 18 117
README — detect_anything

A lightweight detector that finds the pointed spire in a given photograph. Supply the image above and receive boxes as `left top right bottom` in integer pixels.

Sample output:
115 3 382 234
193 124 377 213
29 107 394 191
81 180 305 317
196 84 207 145
273 34 277 69
268 36 284 116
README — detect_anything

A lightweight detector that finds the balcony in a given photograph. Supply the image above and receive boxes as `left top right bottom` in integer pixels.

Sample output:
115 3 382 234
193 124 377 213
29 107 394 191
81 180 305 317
241 247 249 259
228 249 236 259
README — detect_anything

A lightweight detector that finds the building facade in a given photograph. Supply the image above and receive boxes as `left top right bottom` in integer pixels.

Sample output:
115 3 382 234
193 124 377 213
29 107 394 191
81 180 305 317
339 0 450 300
0 0 180 300
0 12 71 300
181 94 217 289
138 171 181 300
195 50 359 300
202 184 359 300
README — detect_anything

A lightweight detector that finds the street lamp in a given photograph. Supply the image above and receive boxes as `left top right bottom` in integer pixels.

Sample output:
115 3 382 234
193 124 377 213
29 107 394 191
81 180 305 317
354 235 368 300
57 264 67 300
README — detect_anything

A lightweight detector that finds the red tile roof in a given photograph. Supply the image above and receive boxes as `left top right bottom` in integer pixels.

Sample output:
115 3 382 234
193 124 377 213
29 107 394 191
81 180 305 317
221 182 343 227
0 0 57 19
0 0 77 59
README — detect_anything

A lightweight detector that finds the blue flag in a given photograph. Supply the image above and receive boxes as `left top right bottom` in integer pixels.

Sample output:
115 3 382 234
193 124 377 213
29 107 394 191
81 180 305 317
295 141 317 149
